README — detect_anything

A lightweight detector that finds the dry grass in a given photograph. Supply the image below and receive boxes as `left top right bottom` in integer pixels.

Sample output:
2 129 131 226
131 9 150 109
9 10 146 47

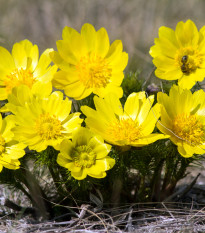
2 202 205 232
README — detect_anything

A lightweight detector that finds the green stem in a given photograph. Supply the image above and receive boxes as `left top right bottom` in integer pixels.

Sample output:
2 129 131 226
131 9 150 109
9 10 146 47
48 165 66 196
19 168 54 219
15 182 32 202
160 156 191 201
46 146 67 197
151 159 164 202
111 177 123 207
150 159 165 201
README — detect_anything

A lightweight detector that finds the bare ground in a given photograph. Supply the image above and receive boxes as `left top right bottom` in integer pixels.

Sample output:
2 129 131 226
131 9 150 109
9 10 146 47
1 162 205 232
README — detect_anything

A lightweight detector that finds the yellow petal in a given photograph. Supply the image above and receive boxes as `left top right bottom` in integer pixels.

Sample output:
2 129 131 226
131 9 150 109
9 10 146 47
141 103 161 135
62 26 79 41
104 93 123 116
0 115 2 130
5 142 26 159
0 88 8 100
50 51 71 72
81 23 97 52
111 72 124 86
155 68 183 81
59 139 74 160
153 55 176 70
32 82 52 98
94 83 123 98
35 48 53 71
81 106 109 132
1 115 15 141
137 95 154 125
178 144 193 158
56 40 78 65
87 171 106 179
64 81 92 100
131 134 169 147
0 47 15 71
0 164 3 172
93 144 112 159
12 42 27 69
52 70 79 89
106 40 123 61
158 26 179 48
110 52 128 72
124 92 142 121
72 127 93 147
175 20 199 46
62 26 86 58
178 73 200 89
96 27 110 57
71 168 87 180
62 113 83 133
27 44 39 72
93 95 117 122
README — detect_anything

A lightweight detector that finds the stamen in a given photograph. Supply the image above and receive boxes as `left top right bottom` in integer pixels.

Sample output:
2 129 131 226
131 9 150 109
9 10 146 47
76 53 112 88
172 113 205 145
36 113 63 140
4 68 36 93
108 118 142 143
175 47 203 75
72 145 96 168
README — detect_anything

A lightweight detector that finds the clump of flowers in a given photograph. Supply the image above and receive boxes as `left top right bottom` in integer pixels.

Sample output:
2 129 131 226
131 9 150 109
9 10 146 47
1 20 205 220
50 23 128 100
150 20 205 89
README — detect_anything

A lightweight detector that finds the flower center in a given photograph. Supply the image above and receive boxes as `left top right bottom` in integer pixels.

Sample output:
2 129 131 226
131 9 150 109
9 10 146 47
0 135 5 155
72 145 96 168
172 113 205 145
35 113 63 140
107 118 142 143
175 47 203 75
76 52 112 88
4 68 36 94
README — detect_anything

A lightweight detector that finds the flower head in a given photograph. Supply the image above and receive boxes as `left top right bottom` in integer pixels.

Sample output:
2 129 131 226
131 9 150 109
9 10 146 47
57 127 115 180
81 92 168 148
0 115 25 172
1 82 53 114
0 39 57 100
12 87 83 152
51 23 128 100
150 20 205 89
157 85 205 157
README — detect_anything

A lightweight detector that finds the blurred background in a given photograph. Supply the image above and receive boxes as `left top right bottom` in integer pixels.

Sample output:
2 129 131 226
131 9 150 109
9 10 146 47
0 0 205 79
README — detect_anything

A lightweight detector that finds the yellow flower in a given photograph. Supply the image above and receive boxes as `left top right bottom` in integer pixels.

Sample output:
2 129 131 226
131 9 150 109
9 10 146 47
0 39 57 100
0 115 25 172
57 127 115 180
50 23 128 100
12 88 83 152
1 82 53 114
81 92 168 148
150 20 205 89
157 85 205 157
